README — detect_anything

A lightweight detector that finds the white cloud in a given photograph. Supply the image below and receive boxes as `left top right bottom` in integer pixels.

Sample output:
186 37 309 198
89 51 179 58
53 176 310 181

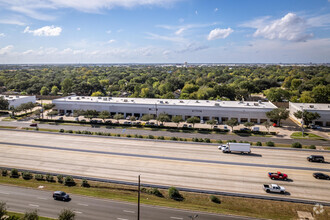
207 28 233 40
0 18 25 26
77 27 81 31
195 10 198 15
0 45 13 55
214 8 218 12
23 25 62 36
175 27 186 35
307 13 330 27
0 33 5 37
107 39 115 44
106 30 112 34
247 13 313 42
146 33 185 43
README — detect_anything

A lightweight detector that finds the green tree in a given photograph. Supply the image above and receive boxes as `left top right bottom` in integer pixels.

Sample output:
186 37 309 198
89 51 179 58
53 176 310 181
130 116 136 121
186 116 200 128
264 88 290 102
58 209 75 220
312 85 330 103
0 97 9 110
141 114 154 122
206 119 217 129
51 85 59 96
0 202 7 219
157 113 170 125
47 110 58 119
98 111 110 122
266 108 289 126
172 115 183 127
84 110 99 120
33 109 41 119
243 122 254 130
91 91 104 97
61 78 73 95
40 86 49 95
300 91 315 103
22 209 39 220
262 121 272 133
225 118 239 131
113 113 124 123
293 110 320 126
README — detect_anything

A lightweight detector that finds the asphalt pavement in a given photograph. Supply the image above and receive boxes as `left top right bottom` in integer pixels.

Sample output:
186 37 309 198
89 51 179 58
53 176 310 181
0 121 329 146
0 185 252 220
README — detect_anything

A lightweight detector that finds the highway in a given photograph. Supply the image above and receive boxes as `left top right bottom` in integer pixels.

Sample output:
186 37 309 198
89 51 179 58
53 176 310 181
0 185 247 220
0 130 329 203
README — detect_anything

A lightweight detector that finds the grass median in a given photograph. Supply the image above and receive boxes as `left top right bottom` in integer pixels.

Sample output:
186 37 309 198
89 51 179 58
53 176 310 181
291 132 327 141
0 174 329 220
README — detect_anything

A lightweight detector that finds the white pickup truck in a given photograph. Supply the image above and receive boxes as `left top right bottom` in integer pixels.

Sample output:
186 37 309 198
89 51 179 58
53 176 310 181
263 184 286 194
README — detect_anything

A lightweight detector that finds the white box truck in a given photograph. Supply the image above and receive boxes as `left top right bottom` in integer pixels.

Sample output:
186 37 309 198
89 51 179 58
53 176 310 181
218 143 251 154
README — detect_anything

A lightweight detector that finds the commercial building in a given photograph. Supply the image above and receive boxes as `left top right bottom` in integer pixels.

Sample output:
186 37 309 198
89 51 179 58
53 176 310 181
289 102 330 127
0 95 36 109
53 96 277 124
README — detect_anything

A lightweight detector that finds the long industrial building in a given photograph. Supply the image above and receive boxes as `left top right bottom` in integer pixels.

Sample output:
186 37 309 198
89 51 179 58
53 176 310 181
0 95 36 109
53 96 277 124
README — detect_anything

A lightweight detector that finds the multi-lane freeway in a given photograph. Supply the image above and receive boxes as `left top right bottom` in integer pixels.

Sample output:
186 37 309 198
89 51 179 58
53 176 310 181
1 185 248 220
0 129 329 204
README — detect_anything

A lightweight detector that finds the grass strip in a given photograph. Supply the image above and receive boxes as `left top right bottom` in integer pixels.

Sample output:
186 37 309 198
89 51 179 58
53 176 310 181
7 211 55 220
291 132 327 141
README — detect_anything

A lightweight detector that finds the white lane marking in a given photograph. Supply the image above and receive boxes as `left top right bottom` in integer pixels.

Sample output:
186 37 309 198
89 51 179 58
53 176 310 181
117 218 128 220
29 204 39 207
123 210 135 213
0 192 10 195
37 197 47 200
73 211 82 214
170 217 183 220
77 203 89 206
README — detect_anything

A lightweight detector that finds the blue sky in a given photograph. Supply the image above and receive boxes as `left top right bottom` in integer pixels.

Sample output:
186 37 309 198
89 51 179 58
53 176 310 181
0 0 330 63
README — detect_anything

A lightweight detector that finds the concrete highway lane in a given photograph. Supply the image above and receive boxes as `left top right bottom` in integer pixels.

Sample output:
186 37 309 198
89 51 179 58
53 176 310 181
0 185 250 220
0 130 329 203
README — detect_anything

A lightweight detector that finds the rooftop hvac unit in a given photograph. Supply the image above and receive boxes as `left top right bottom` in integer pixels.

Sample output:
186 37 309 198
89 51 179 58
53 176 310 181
196 100 199 103
98 97 101 99
246 103 250 106
179 100 184 103
103 98 107 101
16 96 19 98
68 97 71 99
165 101 169 104
82 97 85 99
160 101 164 104
309 105 314 108
124 99 128 102
215 103 220 106
254 103 259 106
258 100 262 104
76 97 80 100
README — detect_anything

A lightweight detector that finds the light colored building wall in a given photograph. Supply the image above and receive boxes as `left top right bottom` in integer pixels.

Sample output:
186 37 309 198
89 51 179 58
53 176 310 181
289 102 330 127
0 95 36 109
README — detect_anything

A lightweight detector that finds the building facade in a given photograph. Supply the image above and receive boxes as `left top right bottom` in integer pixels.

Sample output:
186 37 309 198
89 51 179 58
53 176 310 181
289 102 330 127
0 95 36 109
53 96 277 124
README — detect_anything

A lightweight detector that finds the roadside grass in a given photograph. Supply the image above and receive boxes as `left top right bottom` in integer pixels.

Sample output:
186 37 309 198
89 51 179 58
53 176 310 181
0 175 329 220
2 117 15 121
0 126 17 129
7 211 55 220
291 132 327 141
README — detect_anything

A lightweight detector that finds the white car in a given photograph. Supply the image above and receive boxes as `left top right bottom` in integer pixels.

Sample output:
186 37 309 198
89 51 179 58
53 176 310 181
263 184 286 194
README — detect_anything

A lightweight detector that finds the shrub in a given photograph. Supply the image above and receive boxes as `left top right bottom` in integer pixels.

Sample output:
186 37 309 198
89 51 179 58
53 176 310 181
0 202 7 219
199 138 204 142
22 209 39 220
57 175 64 183
46 174 54 182
134 134 139 138
22 172 33 180
210 195 221 204
266 141 275 147
126 134 131 138
148 135 154 139
81 179 90 187
168 187 183 201
59 129 64 133
256 141 262 146
157 136 165 140
74 130 81 134
1 169 8 177
170 137 178 141
138 135 143 138
309 145 316 149
217 140 223 144
65 130 73 133
147 188 163 197
64 176 76 186
292 142 302 148
192 137 199 142
10 169 20 178
58 209 75 220
35 174 44 181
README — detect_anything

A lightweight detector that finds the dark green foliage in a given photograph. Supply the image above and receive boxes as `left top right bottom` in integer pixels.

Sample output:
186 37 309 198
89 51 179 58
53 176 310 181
157 136 165 140
0 97 9 110
148 135 154 139
210 195 221 204
35 174 44 181
170 137 178 141
292 142 302 148
64 176 76 186
1 169 8 176
266 108 289 126
58 209 75 220
266 141 275 147
10 169 19 178
0 202 7 219
22 209 39 220
59 129 64 133
57 175 64 183
309 145 316 149
256 141 262 146
217 140 223 144
204 138 211 143
81 179 90 187
144 188 163 197
168 187 183 201
22 172 33 180
46 174 54 182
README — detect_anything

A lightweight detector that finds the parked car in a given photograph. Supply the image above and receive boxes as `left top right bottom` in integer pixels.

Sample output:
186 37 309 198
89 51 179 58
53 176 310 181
223 125 228 130
183 124 188 128
252 127 259 132
188 124 192 128
200 120 205 124
268 171 288 180
263 184 285 194
53 191 70 201
313 173 330 180
240 128 250 131
213 125 218 129
307 155 325 163
29 123 38 127
58 117 63 120
310 124 322 130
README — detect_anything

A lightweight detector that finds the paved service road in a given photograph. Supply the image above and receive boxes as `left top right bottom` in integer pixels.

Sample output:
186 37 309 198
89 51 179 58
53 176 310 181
0 121 329 146
0 130 329 203
0 185 249 220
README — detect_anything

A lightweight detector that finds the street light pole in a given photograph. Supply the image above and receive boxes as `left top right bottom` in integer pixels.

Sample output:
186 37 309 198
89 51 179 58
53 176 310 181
137 174 140 220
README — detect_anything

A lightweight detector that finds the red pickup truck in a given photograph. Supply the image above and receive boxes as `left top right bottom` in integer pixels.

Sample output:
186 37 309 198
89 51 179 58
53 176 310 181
268 171 288 180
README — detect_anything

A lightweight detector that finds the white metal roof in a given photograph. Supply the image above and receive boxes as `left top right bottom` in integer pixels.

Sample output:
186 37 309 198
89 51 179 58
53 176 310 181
0 95 30 101
54 96 277 109
290 102 330 111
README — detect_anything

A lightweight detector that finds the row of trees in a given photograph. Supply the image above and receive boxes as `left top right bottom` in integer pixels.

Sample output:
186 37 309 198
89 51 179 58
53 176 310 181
0 202 75 220
1 65 329 103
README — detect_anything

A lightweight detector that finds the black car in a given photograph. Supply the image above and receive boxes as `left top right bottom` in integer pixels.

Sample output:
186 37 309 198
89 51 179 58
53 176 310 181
53 191 70 201
313 173 330 180
307 155 325 163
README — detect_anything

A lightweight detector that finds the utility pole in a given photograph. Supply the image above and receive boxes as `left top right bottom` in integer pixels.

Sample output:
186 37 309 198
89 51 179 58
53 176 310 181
137 174 140 220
